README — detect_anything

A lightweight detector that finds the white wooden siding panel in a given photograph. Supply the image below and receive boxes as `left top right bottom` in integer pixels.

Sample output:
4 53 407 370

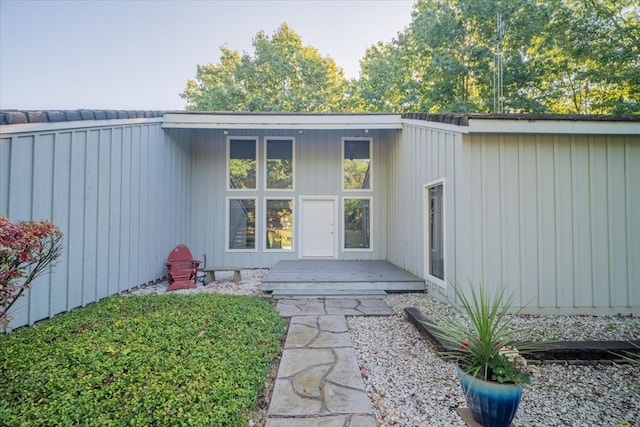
118 127 132 293
445 132 457 284
8 136 34 326
68 131 86 310
554 136 575 308
96 129 111 300
51 132 71 317
518 136 539 308
454 138 472 290
607 138 628 307
108 128 122 296
589 137 610 307
483 135 503 289
537 137 557 307
626 138 640 307
0 138 10 212
469 137 484 283
9 136 34 326
82 130 99 305
130 127 142 286
571 139 593 307
30 134 55 323
500 138 521 304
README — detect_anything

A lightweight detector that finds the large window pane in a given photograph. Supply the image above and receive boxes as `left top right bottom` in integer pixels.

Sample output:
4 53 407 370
229 139 256 189
429 185 444 280
266 139 293 189
228 199 256 250
344 198 370 249
266 199 293 250
344 140 371 190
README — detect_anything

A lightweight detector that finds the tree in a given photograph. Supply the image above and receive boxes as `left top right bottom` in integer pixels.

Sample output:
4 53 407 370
528 0 640 114
182 24 351 112
355 0 639 114
0 217 63 331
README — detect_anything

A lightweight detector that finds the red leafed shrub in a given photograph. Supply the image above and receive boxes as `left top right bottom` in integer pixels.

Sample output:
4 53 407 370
0 216 63 331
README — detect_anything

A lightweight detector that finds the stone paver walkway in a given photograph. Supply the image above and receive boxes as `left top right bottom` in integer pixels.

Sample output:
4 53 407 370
276 298 396 317
266 299 395 427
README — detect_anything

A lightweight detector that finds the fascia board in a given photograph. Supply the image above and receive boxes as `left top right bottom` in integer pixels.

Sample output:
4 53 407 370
402 118 469 134
0 117 163 136
468 118 640 135
161 113 403 130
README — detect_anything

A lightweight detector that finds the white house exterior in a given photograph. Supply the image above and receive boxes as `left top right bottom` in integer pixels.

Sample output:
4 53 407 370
1 110 638 328
392 114 640 315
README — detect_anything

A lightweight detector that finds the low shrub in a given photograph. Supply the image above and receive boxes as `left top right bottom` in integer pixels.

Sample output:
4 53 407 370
0 293 286 426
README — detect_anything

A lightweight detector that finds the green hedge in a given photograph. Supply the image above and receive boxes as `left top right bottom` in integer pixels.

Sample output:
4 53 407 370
1 294 286 426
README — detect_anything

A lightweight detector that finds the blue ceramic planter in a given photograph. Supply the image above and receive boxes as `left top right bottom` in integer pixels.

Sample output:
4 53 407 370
458 369 523 427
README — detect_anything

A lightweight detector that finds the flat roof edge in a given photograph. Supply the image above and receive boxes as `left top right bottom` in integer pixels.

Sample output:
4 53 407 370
162 112 403 130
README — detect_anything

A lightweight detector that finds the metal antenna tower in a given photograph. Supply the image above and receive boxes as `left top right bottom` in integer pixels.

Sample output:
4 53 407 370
493 11 504 113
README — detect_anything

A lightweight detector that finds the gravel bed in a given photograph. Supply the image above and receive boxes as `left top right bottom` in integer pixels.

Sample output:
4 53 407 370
394 292 640 341
349 293 640 427
120 269 267 297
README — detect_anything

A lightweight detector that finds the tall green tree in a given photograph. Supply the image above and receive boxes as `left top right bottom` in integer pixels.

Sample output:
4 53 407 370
528 0 640 114
182 24 351 112
355 0 639 114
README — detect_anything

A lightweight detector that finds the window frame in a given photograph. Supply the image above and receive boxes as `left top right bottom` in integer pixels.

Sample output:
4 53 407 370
264 197 295 252
227 136 259 191
263 137 295 191
226 196 258 253
342 196 373 252
341 137 373 192
424 179 446 287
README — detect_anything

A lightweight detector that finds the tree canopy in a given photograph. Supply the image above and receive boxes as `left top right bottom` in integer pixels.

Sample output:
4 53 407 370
182 2 639 114
356 0 639 114
181 24 351 112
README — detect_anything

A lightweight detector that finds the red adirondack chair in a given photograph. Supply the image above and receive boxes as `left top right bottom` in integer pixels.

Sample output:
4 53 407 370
165 244 201 291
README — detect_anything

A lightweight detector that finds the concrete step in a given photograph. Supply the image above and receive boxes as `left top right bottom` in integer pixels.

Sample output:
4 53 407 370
271 289 388 300
262 281 424 292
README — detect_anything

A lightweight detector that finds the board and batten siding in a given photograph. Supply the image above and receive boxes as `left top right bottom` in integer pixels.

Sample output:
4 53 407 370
0 120 192 329
392 120 639 314
177 128 393 268
456 132 639 314
386 122 461 286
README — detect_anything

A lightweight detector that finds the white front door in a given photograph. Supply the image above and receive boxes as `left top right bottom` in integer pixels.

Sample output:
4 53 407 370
300 198 336 257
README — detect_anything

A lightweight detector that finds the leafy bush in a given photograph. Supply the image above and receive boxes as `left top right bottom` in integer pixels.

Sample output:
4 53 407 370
0 216 63 330
0 293 286 426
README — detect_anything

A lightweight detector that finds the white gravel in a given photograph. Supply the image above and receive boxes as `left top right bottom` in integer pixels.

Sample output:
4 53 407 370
120 269 267 297
121 274 640 426
349 293 640 427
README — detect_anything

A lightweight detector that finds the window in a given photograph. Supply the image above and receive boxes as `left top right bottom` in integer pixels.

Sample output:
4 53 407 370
343 139 371 190
344 198 371 249
427 183 444 280
228 198 256 250
265 199 293 250
229 138 257 189
266 138 293 190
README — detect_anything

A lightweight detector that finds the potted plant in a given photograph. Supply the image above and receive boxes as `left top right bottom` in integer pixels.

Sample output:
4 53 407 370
424 283 540 427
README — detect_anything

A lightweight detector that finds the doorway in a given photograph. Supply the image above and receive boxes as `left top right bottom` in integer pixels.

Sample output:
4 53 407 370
300 197 336 258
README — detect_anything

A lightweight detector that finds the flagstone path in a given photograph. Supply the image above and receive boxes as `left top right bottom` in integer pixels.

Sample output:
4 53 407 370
265 298 395 427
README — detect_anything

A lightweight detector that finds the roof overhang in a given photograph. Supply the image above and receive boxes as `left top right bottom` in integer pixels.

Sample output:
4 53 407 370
403 113 640 135
161 112 403 130
467 117 640 135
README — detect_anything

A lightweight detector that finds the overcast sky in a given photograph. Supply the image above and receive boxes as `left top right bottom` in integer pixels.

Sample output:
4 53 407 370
0 0 415 110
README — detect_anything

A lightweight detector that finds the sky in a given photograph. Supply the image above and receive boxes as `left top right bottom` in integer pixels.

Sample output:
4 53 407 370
0 0 415 111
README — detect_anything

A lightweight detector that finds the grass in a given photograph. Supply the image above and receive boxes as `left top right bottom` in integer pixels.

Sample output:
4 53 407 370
0 293 286 426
